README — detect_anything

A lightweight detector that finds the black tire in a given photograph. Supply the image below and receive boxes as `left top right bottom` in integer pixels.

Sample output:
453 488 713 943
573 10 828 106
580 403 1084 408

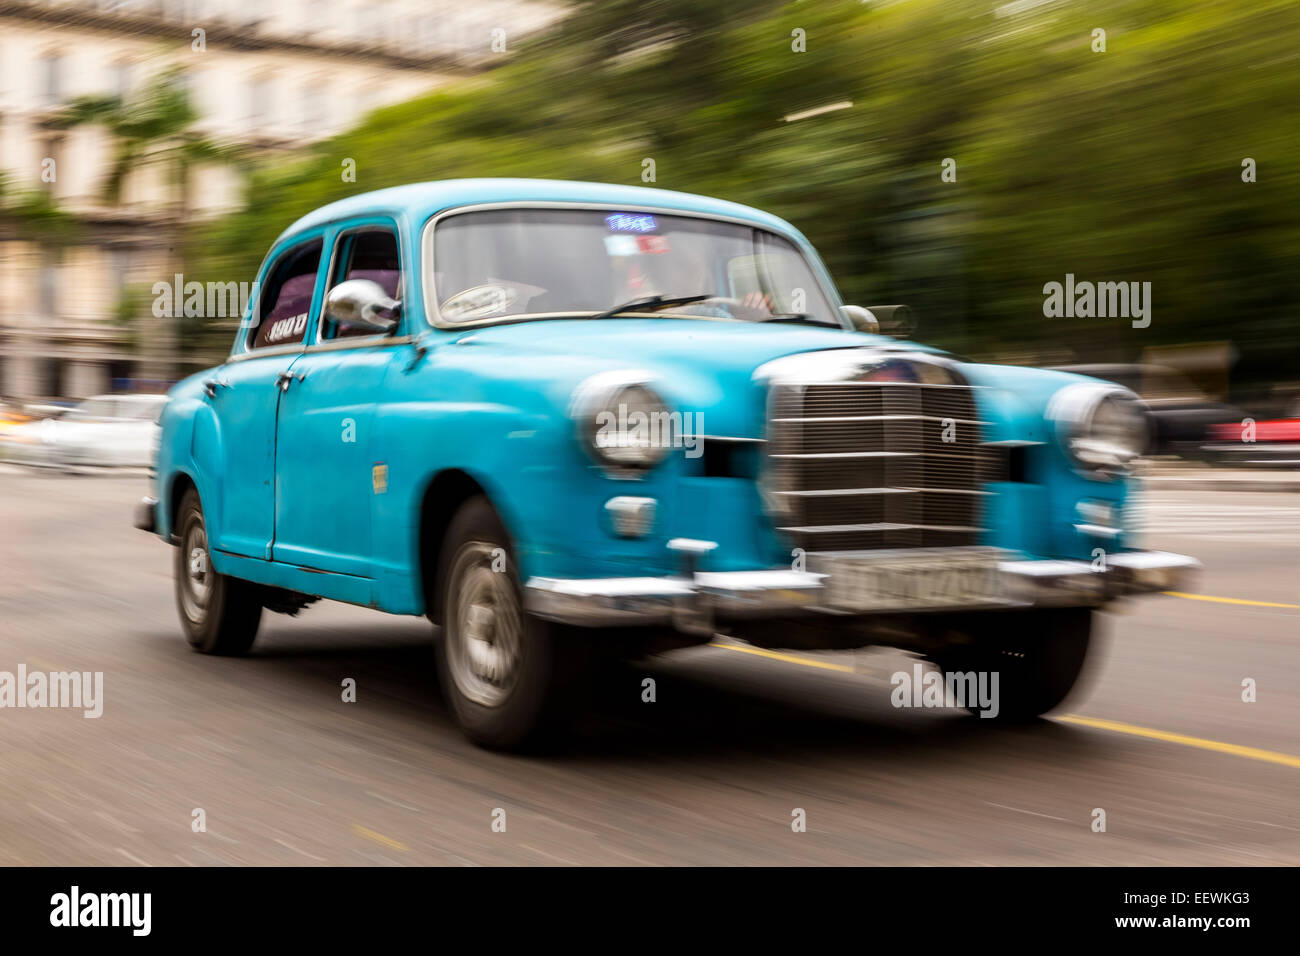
434 496 583 750
173 488 262 655
932 608 1094 721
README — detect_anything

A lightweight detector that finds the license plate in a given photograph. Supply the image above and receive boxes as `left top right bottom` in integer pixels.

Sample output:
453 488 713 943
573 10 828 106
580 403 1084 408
816 548 1006 612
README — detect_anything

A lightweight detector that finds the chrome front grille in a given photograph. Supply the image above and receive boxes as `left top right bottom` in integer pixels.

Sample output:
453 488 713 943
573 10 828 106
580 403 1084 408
766 380 989 551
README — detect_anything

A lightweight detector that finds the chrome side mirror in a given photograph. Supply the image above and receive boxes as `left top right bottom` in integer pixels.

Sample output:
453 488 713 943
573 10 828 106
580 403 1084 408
841 305 879 334
864 304 916 339
323 279 400 333
843 304 916 338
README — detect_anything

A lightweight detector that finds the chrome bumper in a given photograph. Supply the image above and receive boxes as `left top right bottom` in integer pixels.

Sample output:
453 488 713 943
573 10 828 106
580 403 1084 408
525 549 1200 631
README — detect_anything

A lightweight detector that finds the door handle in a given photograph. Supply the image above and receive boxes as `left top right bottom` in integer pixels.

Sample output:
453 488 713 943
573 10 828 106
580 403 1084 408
274 370 305 392
203 378 230 398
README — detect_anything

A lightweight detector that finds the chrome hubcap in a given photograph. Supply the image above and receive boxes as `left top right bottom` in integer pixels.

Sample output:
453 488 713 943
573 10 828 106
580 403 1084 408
179 517 212 622
447 542 521 708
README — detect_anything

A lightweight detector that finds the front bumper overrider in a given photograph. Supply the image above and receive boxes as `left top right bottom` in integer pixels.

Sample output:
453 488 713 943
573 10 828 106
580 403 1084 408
525 545 1199 632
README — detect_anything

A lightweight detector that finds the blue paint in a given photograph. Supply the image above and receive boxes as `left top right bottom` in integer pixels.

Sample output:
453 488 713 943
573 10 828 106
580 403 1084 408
152 178 1135 616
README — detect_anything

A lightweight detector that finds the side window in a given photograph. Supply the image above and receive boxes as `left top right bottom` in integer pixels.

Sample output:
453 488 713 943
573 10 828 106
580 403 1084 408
248 240 322 350
322 228 402 340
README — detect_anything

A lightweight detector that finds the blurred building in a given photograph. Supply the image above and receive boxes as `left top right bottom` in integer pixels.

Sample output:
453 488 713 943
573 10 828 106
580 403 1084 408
0 0 562 399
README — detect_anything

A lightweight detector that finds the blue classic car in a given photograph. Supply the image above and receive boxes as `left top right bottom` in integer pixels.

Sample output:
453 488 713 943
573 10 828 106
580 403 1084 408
136 178 1197 748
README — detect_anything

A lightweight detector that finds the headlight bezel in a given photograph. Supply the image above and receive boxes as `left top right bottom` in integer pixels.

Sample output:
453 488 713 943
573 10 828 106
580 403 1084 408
1047 382 1150 479
570 370 673 478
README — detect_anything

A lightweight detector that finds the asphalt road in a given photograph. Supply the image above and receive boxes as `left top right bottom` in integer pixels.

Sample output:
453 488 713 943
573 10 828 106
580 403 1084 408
2 470 1298 865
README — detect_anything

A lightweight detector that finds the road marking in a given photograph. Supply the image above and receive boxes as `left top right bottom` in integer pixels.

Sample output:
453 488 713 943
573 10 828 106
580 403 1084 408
274 837 327 862
707 639 1300 770
708 640 857 673
1057 716 1300 770
984 802 1068 822
352 824 408 851
1165 591 1300 610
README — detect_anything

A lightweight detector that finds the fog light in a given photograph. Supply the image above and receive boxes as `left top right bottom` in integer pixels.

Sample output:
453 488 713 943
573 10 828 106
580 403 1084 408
606 496 656 537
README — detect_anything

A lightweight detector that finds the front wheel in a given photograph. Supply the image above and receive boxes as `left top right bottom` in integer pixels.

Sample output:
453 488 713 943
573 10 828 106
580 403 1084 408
174 488 262 655
931 608 1095 721
434 496 584 750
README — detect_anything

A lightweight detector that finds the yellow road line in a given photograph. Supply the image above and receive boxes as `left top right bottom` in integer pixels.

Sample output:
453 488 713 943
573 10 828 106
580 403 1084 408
1057 716 1300 770
352 824 409 851
708 639 1300 770
1165 591 1300 610
708 640 856 673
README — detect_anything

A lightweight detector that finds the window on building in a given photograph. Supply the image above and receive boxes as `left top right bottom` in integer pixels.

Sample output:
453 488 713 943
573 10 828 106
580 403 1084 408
39 256 59 318
40 54 62 107
111 61 132 101
248 74 273 126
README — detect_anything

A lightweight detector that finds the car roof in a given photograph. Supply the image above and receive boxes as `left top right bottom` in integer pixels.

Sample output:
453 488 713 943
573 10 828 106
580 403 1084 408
276 178 799 244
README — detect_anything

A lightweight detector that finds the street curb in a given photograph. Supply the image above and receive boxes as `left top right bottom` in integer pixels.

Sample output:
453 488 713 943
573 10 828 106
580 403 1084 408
1140 477 1300 493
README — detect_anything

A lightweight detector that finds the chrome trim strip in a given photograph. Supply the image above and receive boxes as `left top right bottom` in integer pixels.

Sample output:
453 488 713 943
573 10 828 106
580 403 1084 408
778 523 986 534
772 415 988 424
772 487 991 497
227 342 305 362
769 450 916 460
303 335 414 355
228 336 416 362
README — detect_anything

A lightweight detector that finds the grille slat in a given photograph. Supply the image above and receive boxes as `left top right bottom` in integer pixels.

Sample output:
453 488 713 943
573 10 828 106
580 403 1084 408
767 379 988 551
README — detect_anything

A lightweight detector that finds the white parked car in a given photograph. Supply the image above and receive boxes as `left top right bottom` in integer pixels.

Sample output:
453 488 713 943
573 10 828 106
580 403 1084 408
0 394 168 469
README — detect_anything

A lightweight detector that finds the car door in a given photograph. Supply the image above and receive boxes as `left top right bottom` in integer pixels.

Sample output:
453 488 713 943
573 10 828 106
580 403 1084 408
203 238 323 560
271 222 406 577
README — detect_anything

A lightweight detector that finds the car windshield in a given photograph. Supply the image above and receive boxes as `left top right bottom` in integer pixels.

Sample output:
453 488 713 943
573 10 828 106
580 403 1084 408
429 208 841 326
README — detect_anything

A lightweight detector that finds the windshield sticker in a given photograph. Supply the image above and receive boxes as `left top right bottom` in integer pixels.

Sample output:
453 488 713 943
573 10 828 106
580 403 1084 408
636 235 671 254
603 234 671 257
603 235 639 257
605 213 657 233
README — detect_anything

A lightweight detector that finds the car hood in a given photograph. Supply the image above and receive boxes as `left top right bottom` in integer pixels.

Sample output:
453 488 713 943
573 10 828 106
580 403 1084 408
446 318 949 437
451 317 931 366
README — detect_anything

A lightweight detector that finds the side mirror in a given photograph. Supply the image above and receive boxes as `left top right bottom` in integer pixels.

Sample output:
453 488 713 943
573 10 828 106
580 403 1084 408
843 304 916 339
841 305 879 334
324 279 400 334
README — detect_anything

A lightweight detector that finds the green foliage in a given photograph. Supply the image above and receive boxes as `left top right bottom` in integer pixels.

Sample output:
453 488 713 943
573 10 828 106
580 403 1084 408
192 0 1300 386
0 175 76 247
110 284 149 353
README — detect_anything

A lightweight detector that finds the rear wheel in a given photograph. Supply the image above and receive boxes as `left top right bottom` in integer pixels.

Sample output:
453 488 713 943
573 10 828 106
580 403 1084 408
434 496 584 750
174 488 262 655
932 608 1094 721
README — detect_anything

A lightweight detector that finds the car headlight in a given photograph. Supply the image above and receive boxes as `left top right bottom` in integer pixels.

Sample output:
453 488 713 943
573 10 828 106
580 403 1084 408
570 370 671 476
1048 383 1149 477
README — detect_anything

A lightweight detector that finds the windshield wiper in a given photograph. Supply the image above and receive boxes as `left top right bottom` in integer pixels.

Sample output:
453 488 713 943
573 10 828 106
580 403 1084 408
589 294 712 321
750 312 824 325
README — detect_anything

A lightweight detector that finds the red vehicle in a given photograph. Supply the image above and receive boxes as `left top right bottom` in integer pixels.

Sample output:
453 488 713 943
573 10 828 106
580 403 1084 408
1204 400 1300 465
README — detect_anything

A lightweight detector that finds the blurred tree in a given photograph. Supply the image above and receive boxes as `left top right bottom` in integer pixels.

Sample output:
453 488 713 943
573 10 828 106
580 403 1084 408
191 0 1300 398
60 68 246 375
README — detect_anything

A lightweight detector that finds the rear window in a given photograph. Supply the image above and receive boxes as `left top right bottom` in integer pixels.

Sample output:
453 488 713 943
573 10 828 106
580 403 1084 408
249 241 322 349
